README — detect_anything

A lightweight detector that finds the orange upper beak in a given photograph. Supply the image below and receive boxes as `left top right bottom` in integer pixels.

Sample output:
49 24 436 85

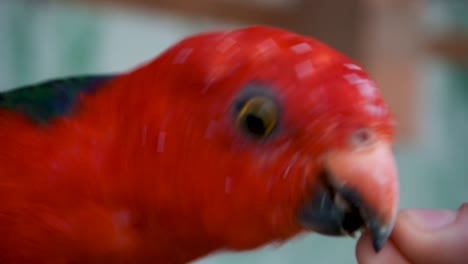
298 140 399 252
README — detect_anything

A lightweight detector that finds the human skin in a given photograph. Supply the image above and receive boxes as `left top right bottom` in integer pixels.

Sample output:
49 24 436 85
356 203 468 264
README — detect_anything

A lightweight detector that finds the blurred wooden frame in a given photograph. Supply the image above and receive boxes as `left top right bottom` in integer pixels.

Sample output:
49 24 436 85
82 0 295 26
429 33 468 64
74 0 365 58
69 0 421 141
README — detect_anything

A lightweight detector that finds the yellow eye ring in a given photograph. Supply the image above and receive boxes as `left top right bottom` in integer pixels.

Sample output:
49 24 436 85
236 96 278 139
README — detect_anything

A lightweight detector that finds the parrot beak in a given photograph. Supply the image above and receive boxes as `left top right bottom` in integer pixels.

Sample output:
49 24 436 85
298 141 399 252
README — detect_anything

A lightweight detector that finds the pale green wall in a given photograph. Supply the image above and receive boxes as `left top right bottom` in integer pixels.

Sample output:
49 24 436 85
0 1 466 263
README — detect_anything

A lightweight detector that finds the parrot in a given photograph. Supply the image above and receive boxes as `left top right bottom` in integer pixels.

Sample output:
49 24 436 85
0 25 399 263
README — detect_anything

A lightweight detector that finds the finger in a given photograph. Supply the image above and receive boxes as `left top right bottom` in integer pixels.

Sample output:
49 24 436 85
356 231 411 264
391 203 468 264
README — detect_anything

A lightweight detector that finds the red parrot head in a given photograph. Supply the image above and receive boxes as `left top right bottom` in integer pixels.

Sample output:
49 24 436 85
136 25 399 255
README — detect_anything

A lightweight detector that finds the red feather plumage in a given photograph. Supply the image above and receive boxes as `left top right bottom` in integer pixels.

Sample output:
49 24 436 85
0 26 395 263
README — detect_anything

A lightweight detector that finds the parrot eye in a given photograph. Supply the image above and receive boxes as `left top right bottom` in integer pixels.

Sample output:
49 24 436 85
236 96 278 139
350 128 375 147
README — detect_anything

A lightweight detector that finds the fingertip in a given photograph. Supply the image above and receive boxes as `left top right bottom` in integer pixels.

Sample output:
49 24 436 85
355 231 373 263
402 208 457 230
391 206 468 263
356 231 410 264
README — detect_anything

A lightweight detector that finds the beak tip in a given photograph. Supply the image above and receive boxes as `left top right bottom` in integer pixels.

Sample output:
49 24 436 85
372 237 386 253
369 221 393 253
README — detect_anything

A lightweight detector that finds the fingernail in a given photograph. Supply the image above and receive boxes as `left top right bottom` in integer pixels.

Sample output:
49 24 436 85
406 209 457 230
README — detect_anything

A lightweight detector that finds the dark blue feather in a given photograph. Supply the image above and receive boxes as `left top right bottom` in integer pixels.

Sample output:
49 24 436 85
0 75 115 123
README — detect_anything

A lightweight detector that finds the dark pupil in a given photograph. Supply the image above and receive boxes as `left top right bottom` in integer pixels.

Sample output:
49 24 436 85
244 113 266 136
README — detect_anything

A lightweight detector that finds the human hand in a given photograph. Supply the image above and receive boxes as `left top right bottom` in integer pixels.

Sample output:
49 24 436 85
356 203 468 264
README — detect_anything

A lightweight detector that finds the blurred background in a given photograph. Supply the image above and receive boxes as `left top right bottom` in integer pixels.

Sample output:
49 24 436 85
0 0 467 263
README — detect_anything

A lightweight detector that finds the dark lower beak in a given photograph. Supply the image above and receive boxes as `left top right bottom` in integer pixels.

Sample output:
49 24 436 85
298 141 399 252
298 172 392 252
